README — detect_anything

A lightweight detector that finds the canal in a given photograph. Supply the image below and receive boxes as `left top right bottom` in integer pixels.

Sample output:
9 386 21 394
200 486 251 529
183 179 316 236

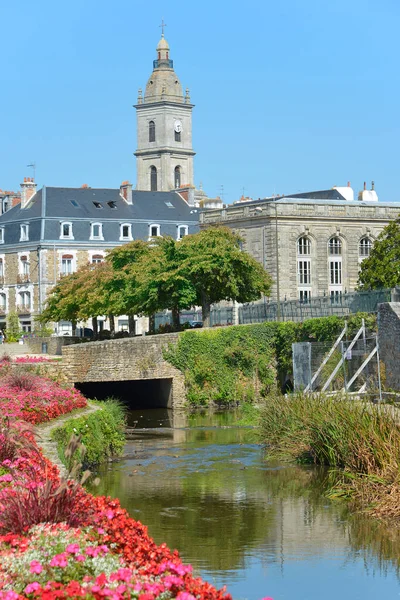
92 409 400 600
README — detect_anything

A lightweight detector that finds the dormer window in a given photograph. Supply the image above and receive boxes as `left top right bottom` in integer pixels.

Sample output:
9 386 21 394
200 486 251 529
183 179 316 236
90 222 104 240
93 201 103 209
149 224 160 239
20 224 29 242
60 222 73 239
107 201 117 209
120 223 133 241
177 225 188 240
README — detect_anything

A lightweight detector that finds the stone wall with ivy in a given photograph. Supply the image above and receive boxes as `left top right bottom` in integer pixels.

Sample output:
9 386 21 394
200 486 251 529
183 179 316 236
163 313 377 406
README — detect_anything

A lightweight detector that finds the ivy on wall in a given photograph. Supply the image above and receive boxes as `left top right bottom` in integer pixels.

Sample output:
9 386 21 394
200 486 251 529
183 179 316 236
164 313 377 406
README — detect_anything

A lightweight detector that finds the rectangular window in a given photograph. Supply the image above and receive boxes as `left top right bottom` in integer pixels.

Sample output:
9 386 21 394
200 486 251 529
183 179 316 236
329 261 342 285
0 260 4 278
61 258 73 275
298 260 311 285
150 225 160 238
299 289 311 303
60 223 73 239
177 225 188 240
20 224 29 241
0 229 4 244
18 291 31 309
90 223 103 240
120 224 132 240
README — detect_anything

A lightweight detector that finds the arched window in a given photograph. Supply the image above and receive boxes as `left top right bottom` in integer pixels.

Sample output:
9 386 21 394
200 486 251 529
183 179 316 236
328 237 343 298
150 166 157 191
174 166 181 188
149 121 155 143
297 236 311 255
359 237 372 258
296 236 311 302
91 254 104 264
328 237 342 255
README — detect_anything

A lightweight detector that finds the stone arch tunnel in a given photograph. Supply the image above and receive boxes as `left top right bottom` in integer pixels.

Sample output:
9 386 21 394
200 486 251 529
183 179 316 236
62 333 186 410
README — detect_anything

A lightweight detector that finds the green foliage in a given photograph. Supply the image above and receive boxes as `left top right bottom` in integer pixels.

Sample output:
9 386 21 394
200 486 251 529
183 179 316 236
51 399 126 468
164 325 277 406
358 219 400 289
259 393 400 478
164 313 377 405
5 311 21 342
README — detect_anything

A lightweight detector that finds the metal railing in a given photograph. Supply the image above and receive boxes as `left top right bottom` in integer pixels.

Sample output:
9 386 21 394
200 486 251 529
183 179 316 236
239 289 391 324
153 59 174 69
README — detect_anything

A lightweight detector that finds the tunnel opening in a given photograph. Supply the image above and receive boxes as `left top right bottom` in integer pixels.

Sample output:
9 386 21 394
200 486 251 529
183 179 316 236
75 378 173 409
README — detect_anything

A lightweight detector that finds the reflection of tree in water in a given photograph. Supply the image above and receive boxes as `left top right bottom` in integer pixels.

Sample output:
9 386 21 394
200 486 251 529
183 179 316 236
90 415 400 581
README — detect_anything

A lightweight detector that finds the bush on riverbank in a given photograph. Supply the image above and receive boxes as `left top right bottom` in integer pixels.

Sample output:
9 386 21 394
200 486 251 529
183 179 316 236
51 399 126 468
164 325 277 406
165 313 376 405
260 393 400 517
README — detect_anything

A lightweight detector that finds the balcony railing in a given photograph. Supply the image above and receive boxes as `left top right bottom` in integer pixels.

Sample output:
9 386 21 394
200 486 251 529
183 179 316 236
153 59 174 69
16 305 31 315
17 274 30 284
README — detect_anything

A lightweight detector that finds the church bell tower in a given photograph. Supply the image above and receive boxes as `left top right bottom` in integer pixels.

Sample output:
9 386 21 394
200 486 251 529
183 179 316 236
134 30 195 192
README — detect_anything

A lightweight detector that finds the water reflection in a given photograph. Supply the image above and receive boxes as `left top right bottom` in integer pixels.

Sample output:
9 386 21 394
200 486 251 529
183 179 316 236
92 409 400 600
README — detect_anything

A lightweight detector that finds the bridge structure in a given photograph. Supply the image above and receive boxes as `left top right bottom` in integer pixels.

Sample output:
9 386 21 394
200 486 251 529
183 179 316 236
61 333 186 409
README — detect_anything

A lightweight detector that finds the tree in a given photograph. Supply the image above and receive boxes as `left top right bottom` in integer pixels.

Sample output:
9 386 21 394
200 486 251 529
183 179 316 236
178 227 273 326
358 219 400 290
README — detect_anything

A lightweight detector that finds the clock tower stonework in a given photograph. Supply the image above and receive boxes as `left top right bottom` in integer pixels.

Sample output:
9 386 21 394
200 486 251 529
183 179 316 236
134 34 195 192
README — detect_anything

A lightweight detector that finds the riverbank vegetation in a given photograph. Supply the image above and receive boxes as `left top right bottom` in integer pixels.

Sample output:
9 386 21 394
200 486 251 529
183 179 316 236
259 393 400 519
0 373 234 599
51 399 126 468
165 313 376 406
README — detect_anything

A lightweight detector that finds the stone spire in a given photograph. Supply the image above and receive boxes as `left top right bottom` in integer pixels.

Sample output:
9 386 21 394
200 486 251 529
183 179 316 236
144 34 184 104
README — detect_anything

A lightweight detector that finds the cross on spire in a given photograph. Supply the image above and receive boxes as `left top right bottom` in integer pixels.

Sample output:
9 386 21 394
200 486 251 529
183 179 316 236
159 18 167 36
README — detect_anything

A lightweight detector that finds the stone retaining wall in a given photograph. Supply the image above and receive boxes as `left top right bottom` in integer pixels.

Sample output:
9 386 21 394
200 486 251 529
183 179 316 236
62 333 186 409
378 302 400 391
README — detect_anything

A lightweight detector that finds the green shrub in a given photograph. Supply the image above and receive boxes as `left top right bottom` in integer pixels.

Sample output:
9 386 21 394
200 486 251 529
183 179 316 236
51 399 126 468
164 313 377 406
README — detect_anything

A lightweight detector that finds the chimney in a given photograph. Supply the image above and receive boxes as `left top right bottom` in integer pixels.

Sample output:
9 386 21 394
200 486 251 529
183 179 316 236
364 181 367 191
120 181 133 205
347 181 351 187
20 177 37 209
371 180 375 190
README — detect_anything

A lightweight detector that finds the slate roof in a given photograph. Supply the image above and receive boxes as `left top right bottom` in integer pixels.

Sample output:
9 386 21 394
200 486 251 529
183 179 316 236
0 187 199 246
282 189 347 200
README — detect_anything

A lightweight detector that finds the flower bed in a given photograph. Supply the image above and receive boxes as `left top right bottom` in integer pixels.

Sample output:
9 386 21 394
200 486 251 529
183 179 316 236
0 374 87 424
0 375 255 600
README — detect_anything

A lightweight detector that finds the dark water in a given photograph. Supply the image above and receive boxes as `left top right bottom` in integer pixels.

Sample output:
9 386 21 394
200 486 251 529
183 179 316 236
92 409 400 600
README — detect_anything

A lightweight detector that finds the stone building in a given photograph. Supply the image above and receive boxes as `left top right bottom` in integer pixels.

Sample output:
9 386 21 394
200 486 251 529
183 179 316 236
0 180 198 333
200 183 400 302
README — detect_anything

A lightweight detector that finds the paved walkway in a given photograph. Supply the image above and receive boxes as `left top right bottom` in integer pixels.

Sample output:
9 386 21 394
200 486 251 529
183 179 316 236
34 403 101 478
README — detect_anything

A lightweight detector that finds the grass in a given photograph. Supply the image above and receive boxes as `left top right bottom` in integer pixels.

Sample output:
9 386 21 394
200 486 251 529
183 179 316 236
259 393 400 518
51 398 126 469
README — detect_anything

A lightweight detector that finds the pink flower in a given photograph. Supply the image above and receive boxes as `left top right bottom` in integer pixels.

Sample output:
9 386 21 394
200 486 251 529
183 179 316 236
66 543 80 554
50 553 68 568
25 582 41 594
75 554 86 562
105 509 114 520
29 560 43 574
97 527 105 534
116 568 133 582
176 594 196 600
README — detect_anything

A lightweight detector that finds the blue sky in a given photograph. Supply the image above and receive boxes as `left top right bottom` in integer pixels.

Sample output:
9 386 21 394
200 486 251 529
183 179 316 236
1 0 399 204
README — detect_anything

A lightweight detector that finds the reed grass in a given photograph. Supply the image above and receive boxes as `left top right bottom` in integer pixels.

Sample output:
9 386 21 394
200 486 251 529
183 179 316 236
260 393 400 517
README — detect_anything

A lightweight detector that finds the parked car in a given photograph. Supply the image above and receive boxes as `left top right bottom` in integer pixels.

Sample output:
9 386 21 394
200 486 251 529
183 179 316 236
188 320 203 328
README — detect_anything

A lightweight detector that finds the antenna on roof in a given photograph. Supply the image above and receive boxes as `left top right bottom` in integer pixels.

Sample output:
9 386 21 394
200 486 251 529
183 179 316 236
27 161 36 181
